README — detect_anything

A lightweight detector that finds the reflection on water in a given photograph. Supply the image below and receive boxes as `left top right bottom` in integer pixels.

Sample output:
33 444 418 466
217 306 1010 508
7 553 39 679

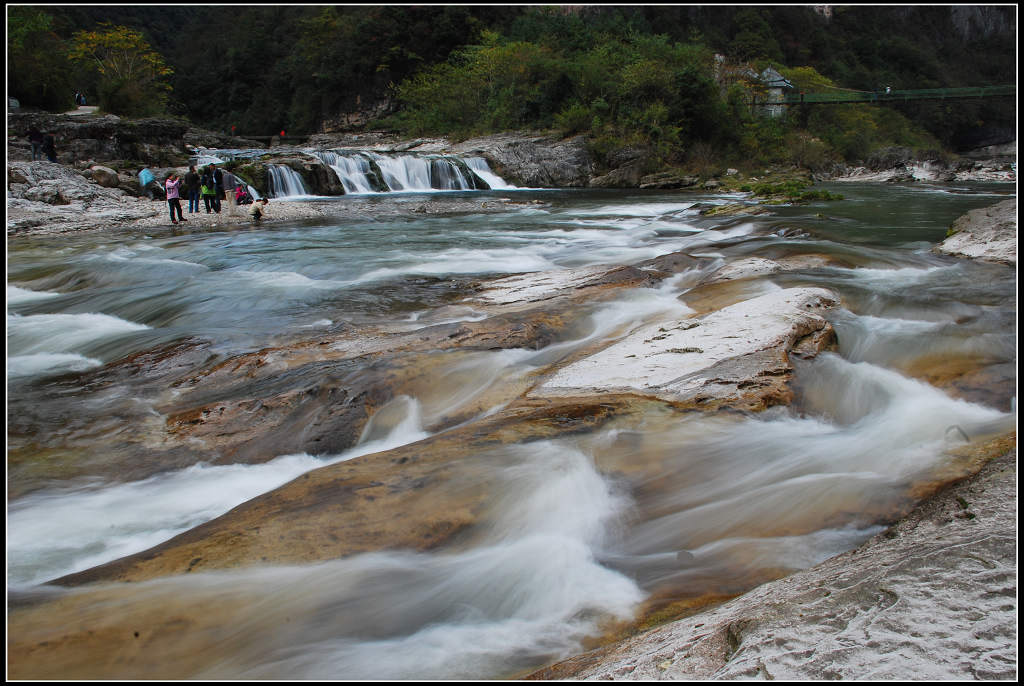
6 183 1016 679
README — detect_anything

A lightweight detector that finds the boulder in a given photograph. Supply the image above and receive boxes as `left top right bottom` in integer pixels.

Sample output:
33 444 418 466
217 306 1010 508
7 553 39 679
934 198 1016 266
451 133 594 187
589 163 646 188
88 165 121 188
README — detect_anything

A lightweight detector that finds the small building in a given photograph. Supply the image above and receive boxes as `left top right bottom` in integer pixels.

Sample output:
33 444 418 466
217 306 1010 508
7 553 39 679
759 67 793 118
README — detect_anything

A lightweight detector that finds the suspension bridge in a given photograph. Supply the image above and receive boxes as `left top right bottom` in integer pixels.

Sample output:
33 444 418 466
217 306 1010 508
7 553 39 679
772 84 1015 105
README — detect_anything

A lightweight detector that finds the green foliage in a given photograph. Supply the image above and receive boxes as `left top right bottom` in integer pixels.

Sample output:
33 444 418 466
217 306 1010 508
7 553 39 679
15 4 1014 158
68 23 173 116
391 27 724 164
7 7 76 111
729 9 784 62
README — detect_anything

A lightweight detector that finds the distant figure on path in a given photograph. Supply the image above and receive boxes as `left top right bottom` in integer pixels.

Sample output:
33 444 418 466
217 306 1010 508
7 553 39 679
41 132 57 162
249 197 269 223
165 173 187 224
27 127 44 161
74 91 82 106
184 165 201 213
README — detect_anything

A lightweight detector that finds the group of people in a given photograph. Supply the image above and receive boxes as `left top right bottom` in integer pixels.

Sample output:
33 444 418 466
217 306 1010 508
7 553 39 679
27 127 58 162
74 91 88 107
160 163 268 224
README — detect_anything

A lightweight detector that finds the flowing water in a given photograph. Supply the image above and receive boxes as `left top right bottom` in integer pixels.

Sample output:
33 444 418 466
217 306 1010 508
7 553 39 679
6 177 1017 679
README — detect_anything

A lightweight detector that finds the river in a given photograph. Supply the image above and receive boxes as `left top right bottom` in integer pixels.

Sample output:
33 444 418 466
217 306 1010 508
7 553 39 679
6 179 1017 679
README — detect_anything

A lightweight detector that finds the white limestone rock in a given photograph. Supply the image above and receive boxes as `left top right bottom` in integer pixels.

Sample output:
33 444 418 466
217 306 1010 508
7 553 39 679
934 198 1016 266
532 287 839 406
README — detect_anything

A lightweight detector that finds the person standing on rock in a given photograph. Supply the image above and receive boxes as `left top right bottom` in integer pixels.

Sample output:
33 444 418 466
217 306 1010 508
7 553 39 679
41 132 57 163
165 173 187 224
184 165 201 214
212 164 225 214
200 165 217 213
27 127 44 161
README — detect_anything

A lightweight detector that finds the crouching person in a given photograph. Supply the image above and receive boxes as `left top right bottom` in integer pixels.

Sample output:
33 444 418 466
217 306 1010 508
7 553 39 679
249 197 269 223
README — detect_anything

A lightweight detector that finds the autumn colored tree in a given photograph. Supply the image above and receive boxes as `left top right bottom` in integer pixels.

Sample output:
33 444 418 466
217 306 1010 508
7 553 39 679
68 22 173 116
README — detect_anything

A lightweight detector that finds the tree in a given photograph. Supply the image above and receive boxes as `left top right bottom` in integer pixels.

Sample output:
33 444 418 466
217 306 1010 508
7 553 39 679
68 22 173 116
7 7 75 111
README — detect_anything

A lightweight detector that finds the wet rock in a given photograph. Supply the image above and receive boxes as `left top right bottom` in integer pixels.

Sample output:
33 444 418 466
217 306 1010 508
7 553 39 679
698 203 771 217
934 198 1016 266
529 447 1017 680
639 172 699 189
450 133 594 187
590 163 646 188
469 265 659 311
47 396 644 588
532 288 839 410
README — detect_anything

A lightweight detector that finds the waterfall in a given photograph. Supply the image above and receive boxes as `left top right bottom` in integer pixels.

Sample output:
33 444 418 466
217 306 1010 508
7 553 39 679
267 165 309 198
466 157 516 190
369 152 433 192
313 152 381 194
315 151 510 194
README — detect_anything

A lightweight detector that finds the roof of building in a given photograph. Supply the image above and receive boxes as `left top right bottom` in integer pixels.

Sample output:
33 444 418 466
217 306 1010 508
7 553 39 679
759 67 793 89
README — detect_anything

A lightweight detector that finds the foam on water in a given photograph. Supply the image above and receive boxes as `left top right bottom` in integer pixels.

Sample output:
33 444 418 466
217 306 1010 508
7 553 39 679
8 397 434 587
831 309 1015 369
60 442 644 680
7 312 150 357
7 285 62 305
568 202 698 217
355 248 559 283
7 352 103 379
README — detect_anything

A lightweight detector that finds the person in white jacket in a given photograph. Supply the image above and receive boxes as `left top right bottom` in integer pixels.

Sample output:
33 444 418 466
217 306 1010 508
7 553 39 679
249 197 269 222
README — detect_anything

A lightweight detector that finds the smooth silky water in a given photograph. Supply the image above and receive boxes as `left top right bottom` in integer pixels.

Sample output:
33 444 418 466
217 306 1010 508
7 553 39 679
7 181 1016 678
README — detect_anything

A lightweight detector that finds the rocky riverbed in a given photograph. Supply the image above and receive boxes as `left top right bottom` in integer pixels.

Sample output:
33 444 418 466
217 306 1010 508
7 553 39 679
6 115 1017 679
525 198 1018 681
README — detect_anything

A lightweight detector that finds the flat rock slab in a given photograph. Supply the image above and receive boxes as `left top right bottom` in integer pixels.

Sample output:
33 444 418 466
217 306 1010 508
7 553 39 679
532 288 839 409
470 264 656 310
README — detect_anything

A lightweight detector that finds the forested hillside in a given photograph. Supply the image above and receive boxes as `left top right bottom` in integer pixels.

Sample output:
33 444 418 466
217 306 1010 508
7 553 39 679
9 5 1015 170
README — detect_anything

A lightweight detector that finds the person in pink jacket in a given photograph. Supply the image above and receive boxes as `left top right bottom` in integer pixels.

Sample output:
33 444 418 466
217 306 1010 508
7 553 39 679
165 173 187 224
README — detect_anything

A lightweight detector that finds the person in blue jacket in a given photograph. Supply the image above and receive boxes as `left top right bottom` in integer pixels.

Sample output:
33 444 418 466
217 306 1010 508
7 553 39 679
138 167 157 199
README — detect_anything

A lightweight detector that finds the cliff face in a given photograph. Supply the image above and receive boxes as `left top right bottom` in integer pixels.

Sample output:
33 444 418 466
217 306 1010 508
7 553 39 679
949 5 1016 41
7 112 260 167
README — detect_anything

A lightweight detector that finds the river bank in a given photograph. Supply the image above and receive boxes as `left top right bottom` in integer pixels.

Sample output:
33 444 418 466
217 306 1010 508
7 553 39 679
7 111 1016 238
